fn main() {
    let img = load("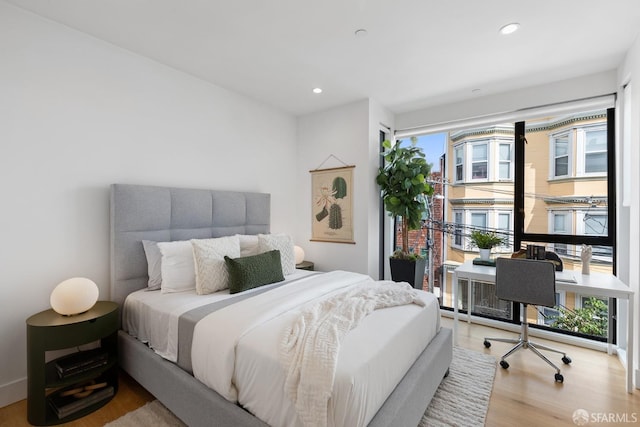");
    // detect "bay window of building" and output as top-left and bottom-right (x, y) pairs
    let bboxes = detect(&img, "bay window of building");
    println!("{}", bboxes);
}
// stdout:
(450, 135), (513, 183)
